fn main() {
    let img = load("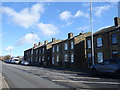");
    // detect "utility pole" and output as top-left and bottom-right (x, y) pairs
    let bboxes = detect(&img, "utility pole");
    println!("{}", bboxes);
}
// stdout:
(90, 0), (94, 65)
